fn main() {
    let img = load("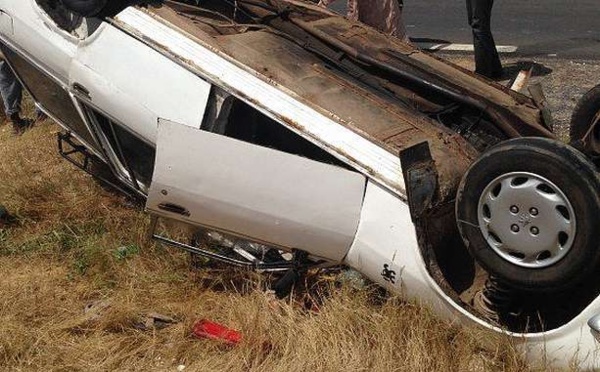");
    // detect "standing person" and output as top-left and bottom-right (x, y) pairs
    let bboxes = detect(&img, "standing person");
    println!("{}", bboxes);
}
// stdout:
(0, 61), (33, 134)
(466, 0), (503, 79)
(318, 0), (409, 42)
